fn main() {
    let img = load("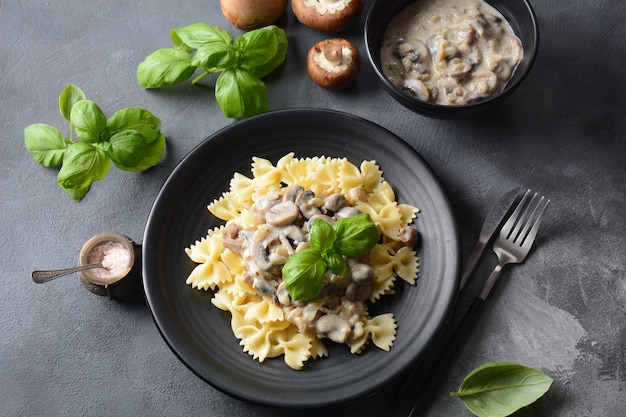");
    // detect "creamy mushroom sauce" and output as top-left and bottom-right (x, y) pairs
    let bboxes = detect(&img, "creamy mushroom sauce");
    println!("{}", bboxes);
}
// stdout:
(380, 0), (522, 105)
(222, 185), (417, 345)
